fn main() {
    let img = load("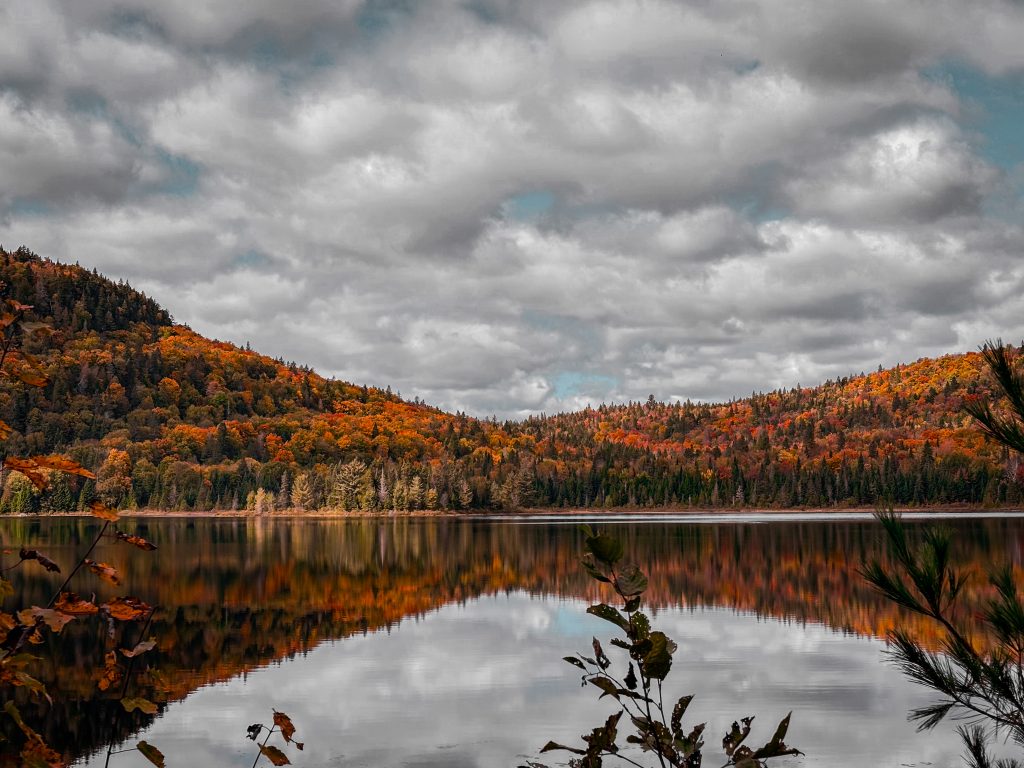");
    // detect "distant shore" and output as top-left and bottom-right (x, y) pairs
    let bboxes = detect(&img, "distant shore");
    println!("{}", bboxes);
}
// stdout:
(16, 502), (1021, 520)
